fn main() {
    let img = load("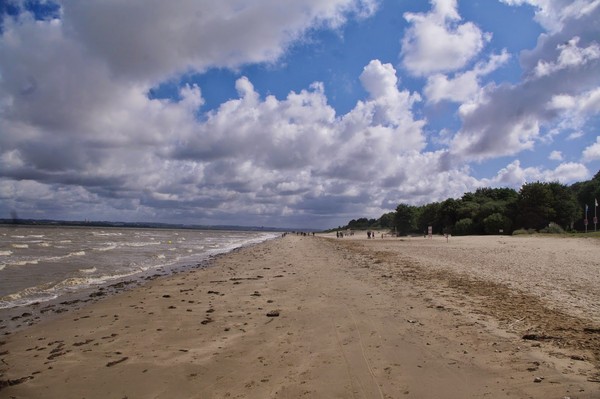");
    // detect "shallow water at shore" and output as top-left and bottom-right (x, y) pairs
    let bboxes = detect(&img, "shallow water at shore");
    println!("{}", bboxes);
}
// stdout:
(0, 225), (278, 309)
